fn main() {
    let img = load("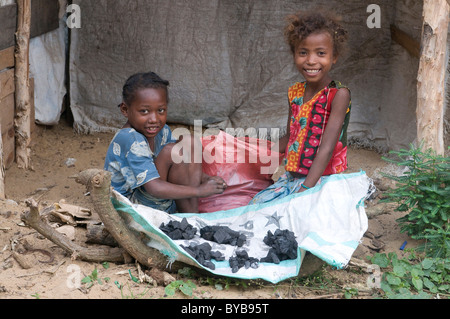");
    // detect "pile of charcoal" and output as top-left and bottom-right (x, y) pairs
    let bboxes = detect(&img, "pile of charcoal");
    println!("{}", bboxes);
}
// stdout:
(159, 218), (197, 240)
(181, 242), (225, 270)
(260, 229), (298, 264)
(200, 225), (247, 247)
(159, 217), (299, 273)
(229, 250), (259, 273)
